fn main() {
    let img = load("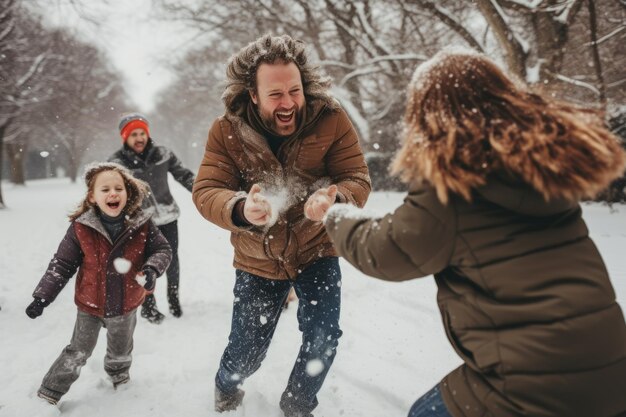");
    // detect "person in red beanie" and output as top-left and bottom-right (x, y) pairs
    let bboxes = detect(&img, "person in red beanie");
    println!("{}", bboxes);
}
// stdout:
(109, 113), (195, 323)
